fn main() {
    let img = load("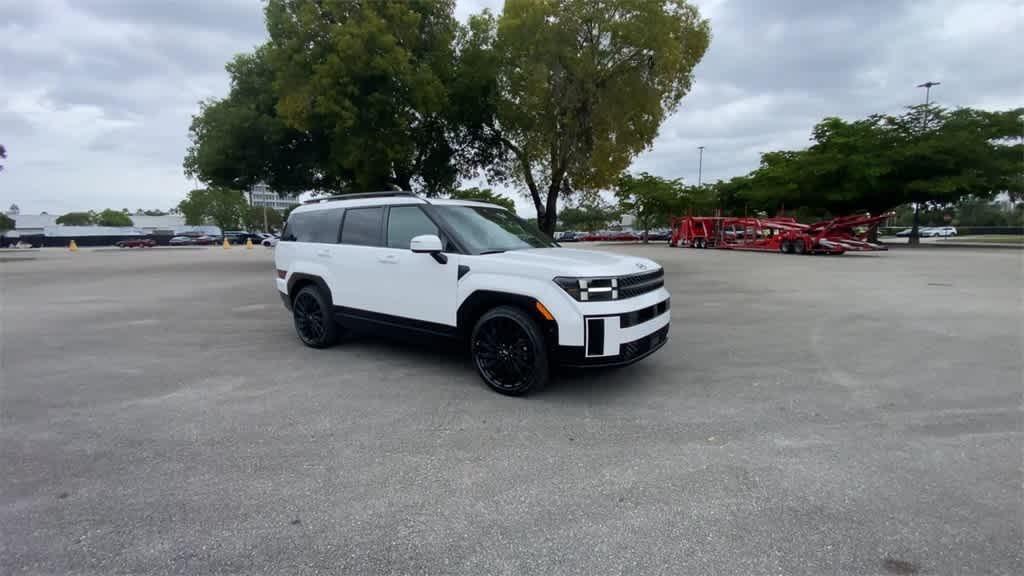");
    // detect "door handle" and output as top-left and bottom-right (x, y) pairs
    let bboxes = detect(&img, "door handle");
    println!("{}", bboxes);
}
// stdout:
(316, 249), (331, 258)
(378, 254), (399, 264)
